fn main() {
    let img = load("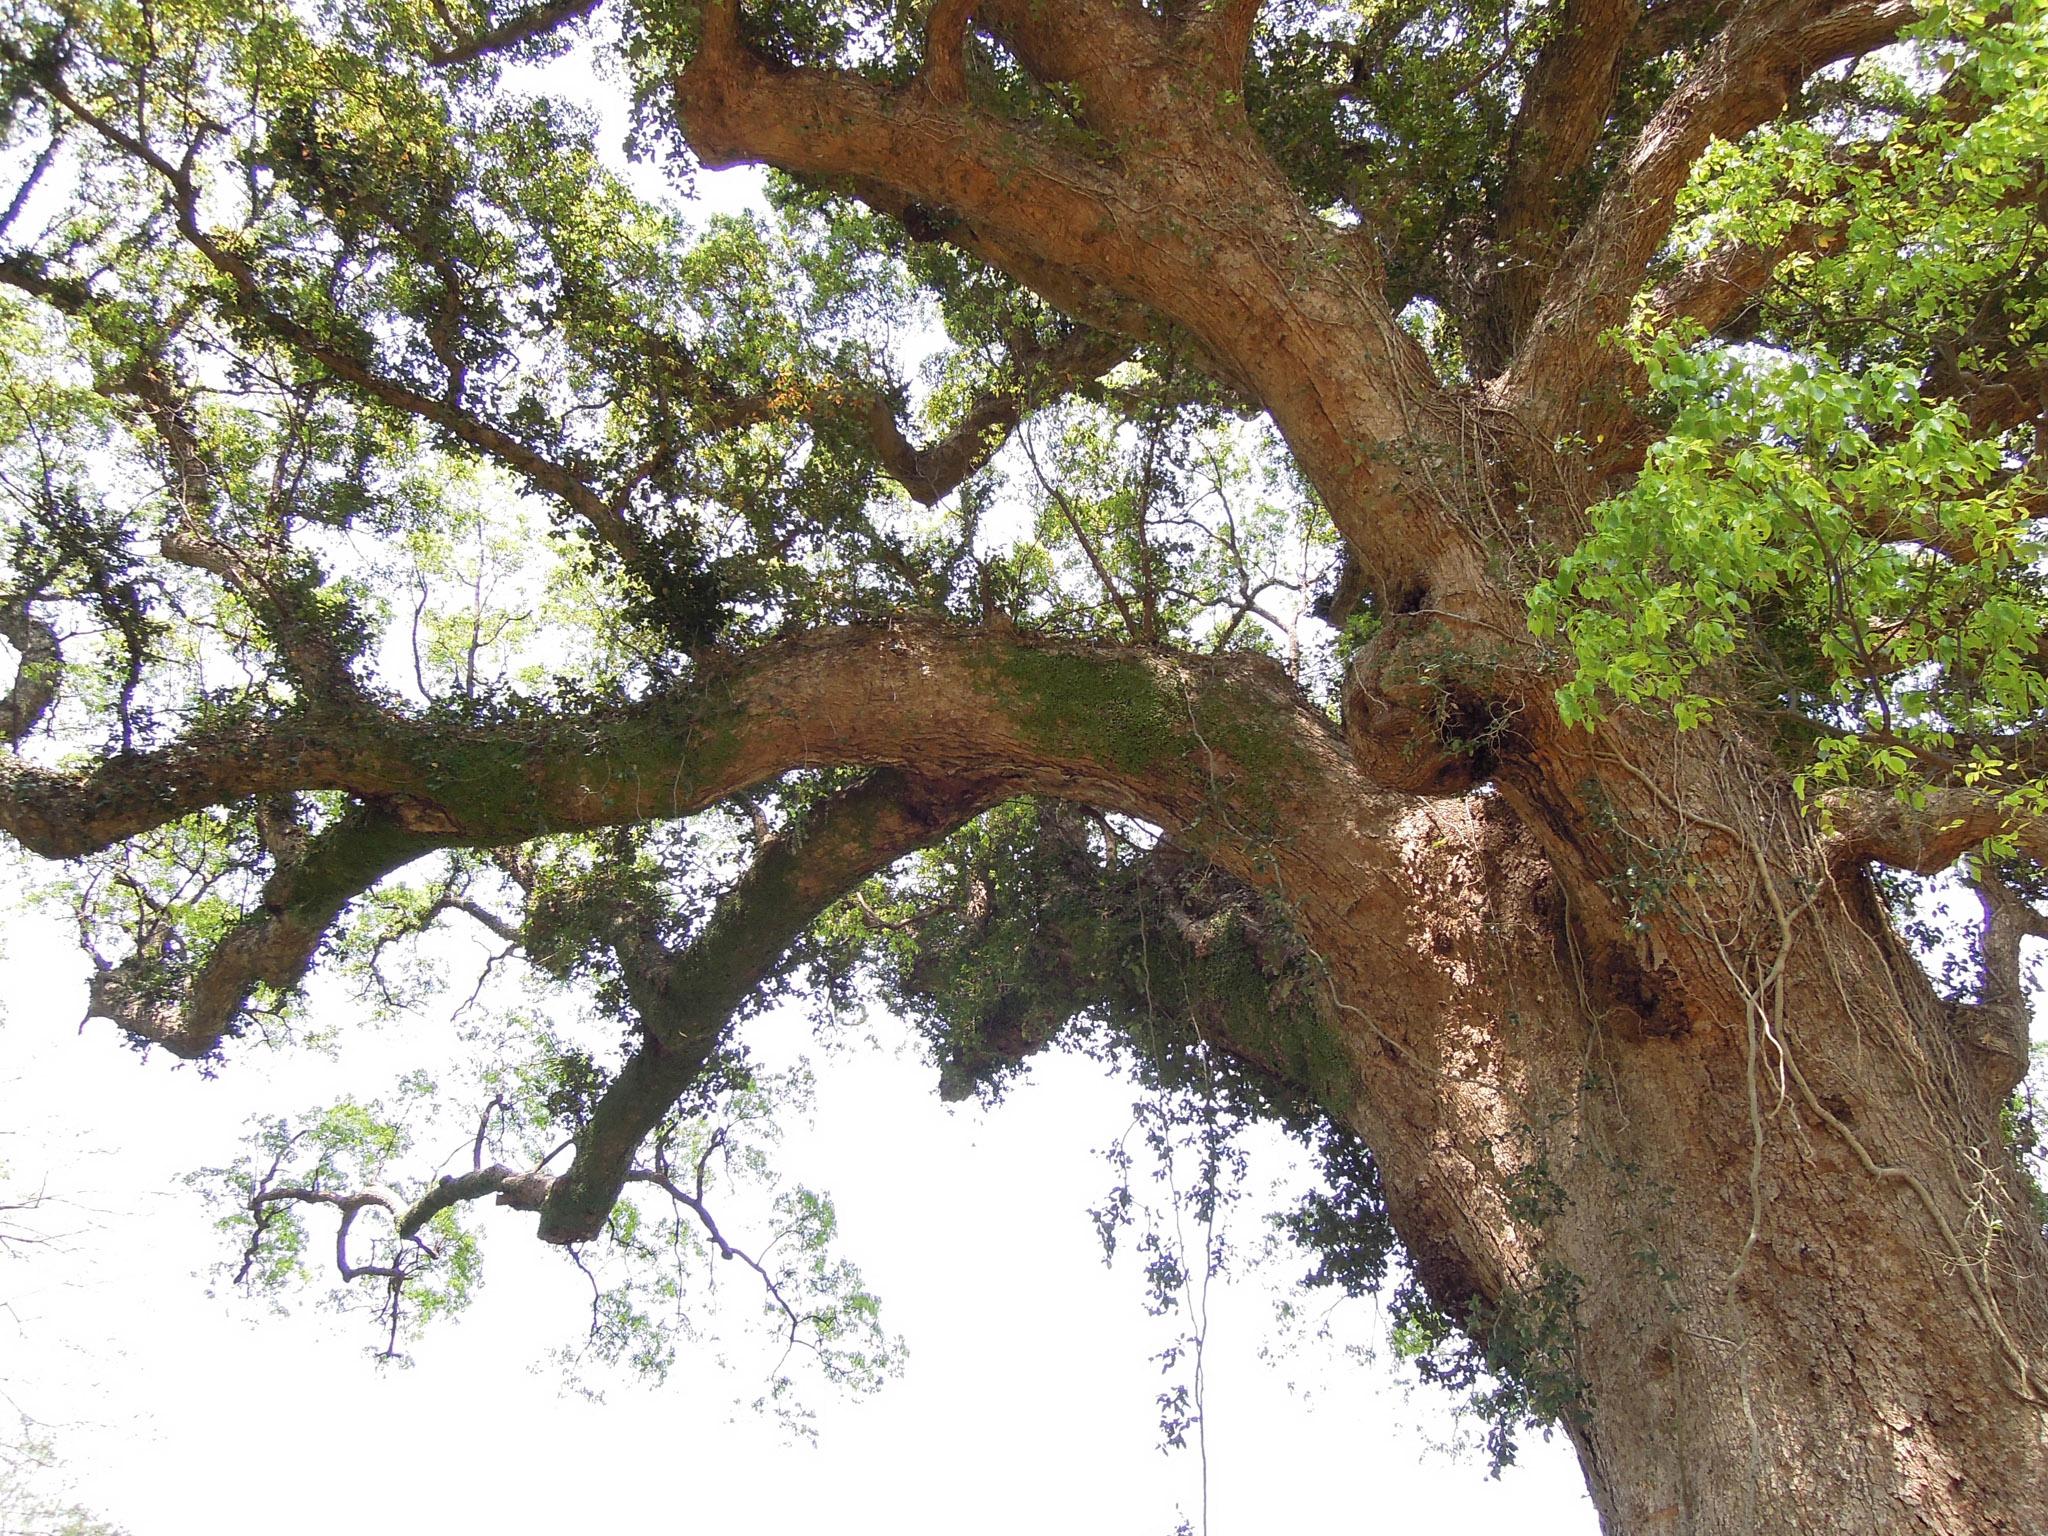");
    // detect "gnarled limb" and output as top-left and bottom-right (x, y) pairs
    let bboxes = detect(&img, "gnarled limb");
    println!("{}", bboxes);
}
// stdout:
(671, 0), (1462, 596)
(854, 328), (1131, 506)
(1950, 870), (2048, 1104)
(86, 803), (442, 1059)
(1823, 786), (2048, 874)
(0, 602), (58, 745)
(537, 766), (1021, 1242)
(247, 1120), (840, 1358)
(1503, 0), (1918, 433)
(0, 622), (1389, 864)
(246, 1183), (406, 1283)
